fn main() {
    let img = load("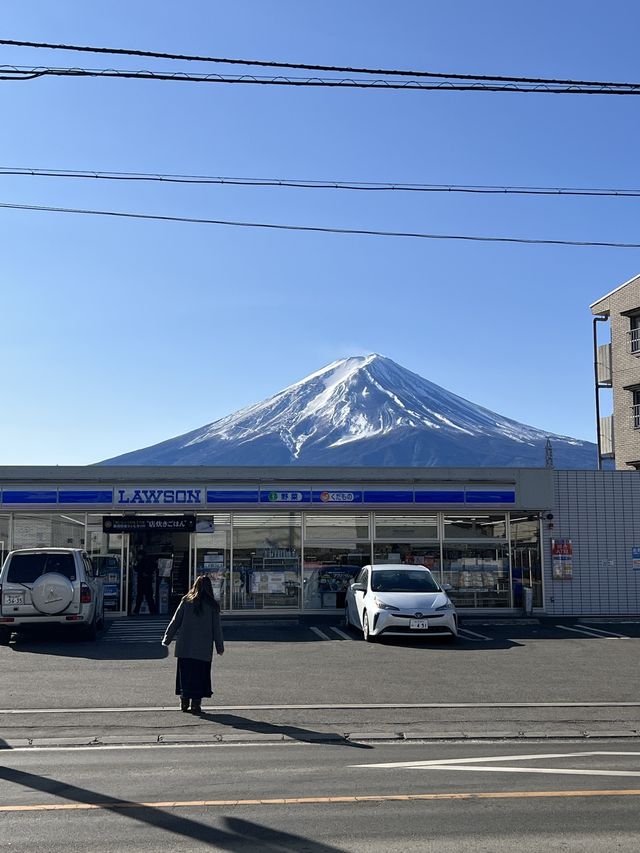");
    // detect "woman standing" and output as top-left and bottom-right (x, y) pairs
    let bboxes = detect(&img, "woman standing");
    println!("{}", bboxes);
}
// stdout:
(162, 575), (224, 714)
